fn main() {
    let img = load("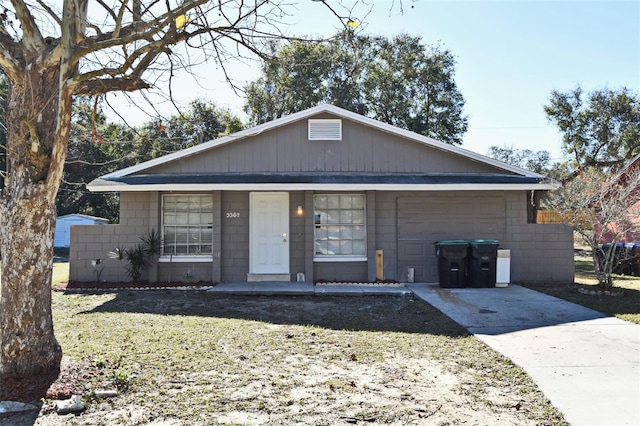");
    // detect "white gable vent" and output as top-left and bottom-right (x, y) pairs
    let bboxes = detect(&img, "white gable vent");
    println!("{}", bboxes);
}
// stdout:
(308, 119), (342, 140)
